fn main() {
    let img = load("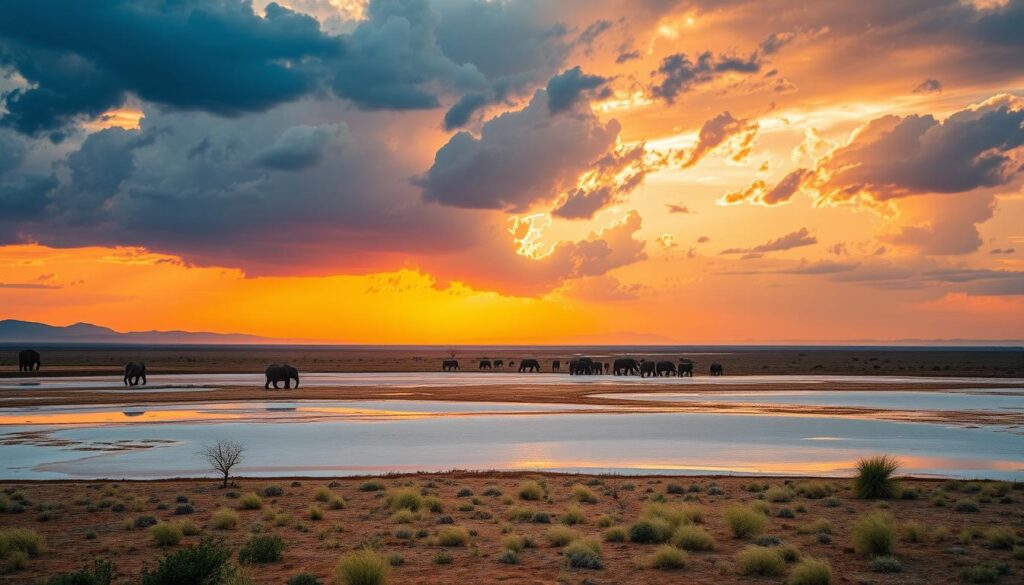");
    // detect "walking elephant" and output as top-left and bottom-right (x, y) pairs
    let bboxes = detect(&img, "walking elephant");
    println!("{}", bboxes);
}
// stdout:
(656, 361), (677, 376)
(640, 360), (657, 378)
(518, 359), (541, 372)
(552, 360), (560, 372)
(442, 359), (459, 371)
(18, 349), (40, 372)
(710, 363), (724, 376)
(265, 364), (300, 389)
(479, 359), (492, 369)
(569, 357), (597, 375)
(493, 359), (504, 368)
(123, 362), (147, 386)
(613, 358), (639, 376)
(678, 361), (694, 377)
